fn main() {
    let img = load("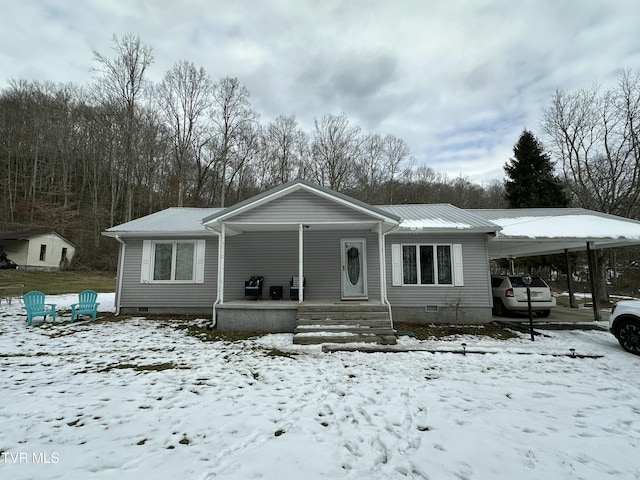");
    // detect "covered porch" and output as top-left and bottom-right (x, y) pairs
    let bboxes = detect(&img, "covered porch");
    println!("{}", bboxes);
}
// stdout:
(201, 180), (401, 342)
